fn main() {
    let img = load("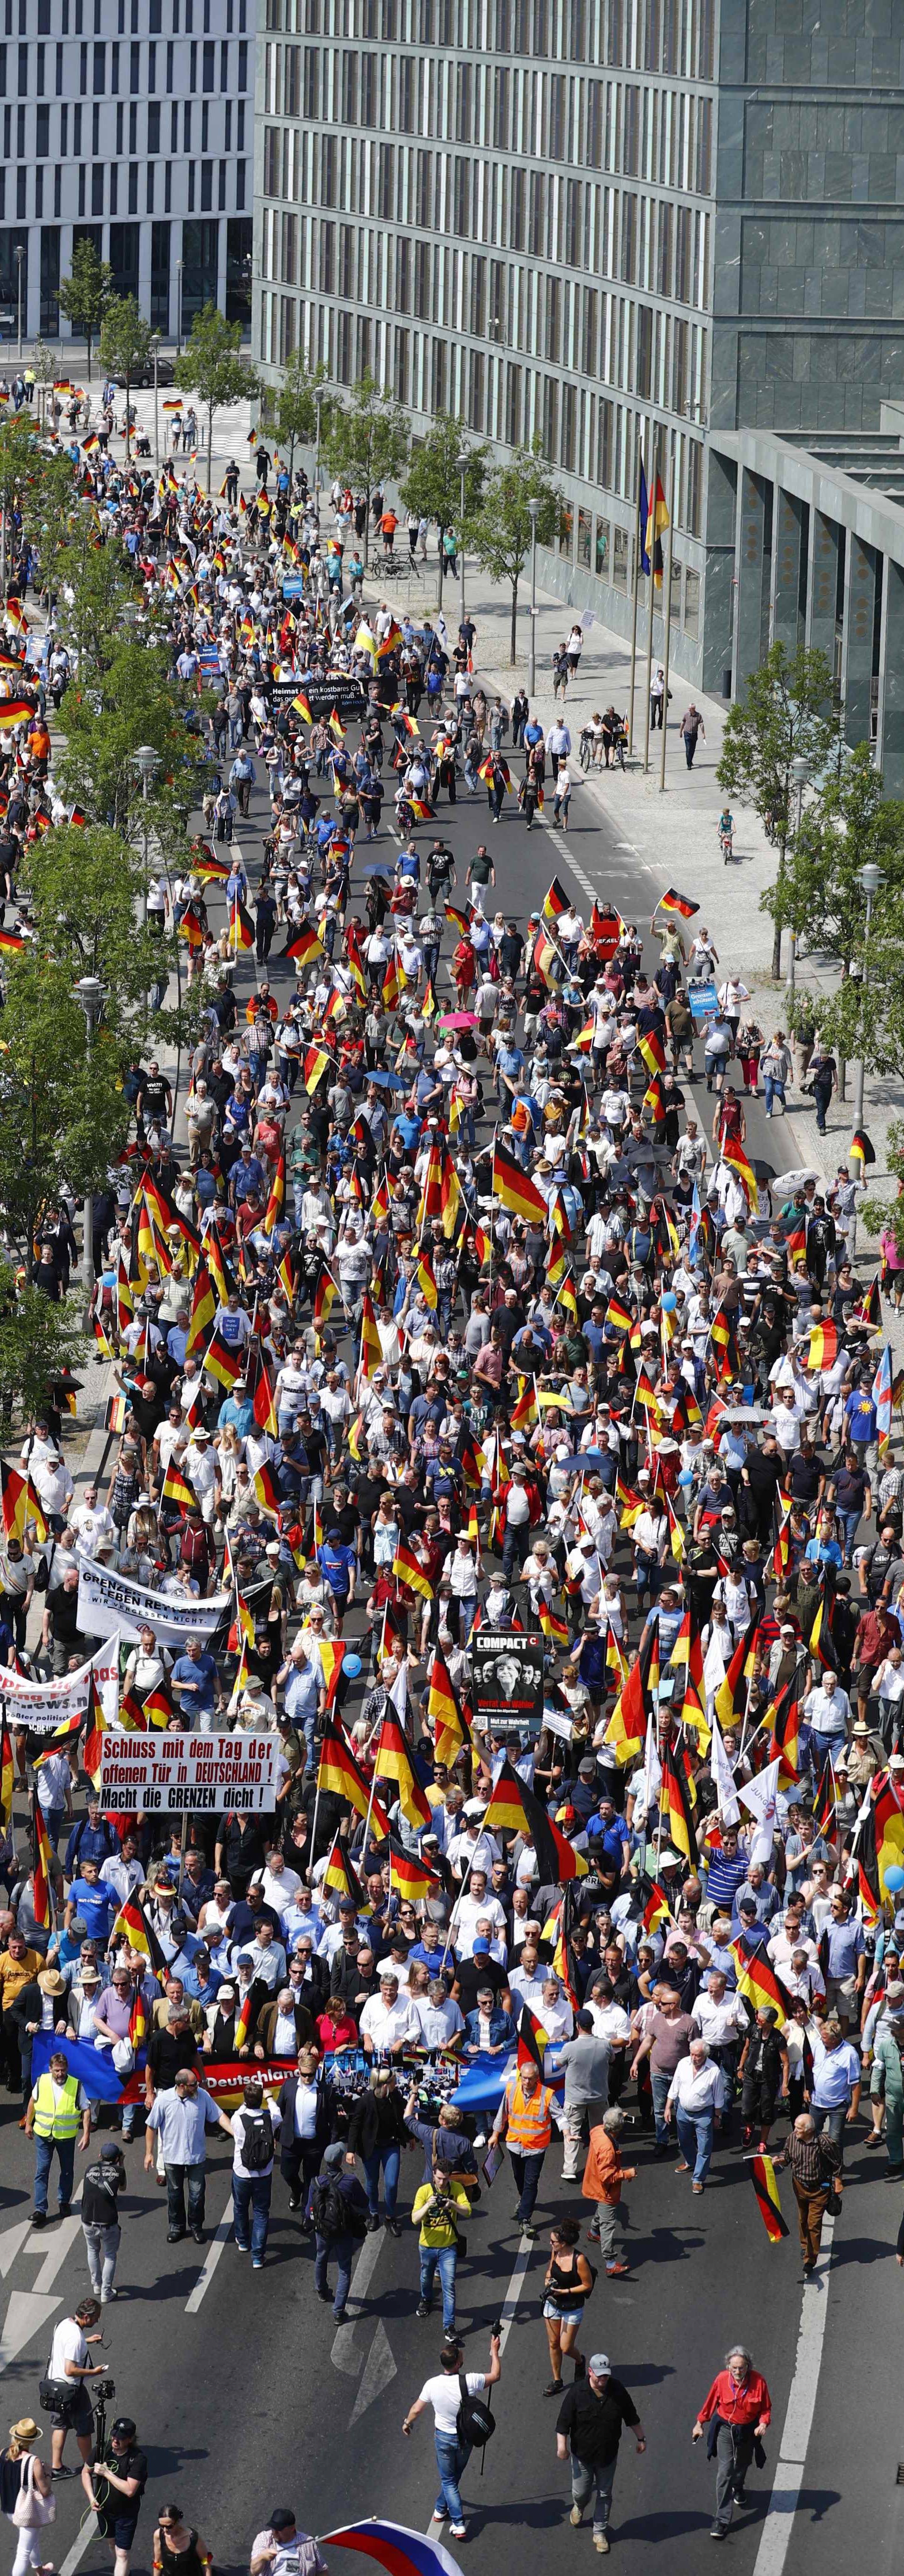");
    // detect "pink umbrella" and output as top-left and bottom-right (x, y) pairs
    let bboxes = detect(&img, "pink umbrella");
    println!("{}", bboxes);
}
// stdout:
(438, 1010), (478, 1029)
